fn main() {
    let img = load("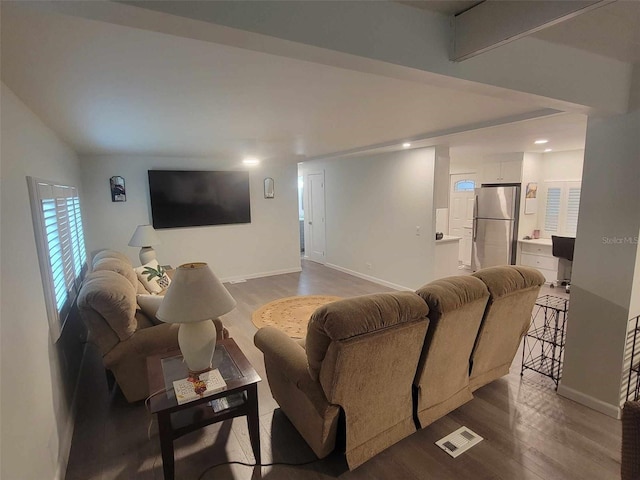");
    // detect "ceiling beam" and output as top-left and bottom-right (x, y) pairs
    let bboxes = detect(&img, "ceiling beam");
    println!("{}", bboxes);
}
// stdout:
(452, 0), (615, 61)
